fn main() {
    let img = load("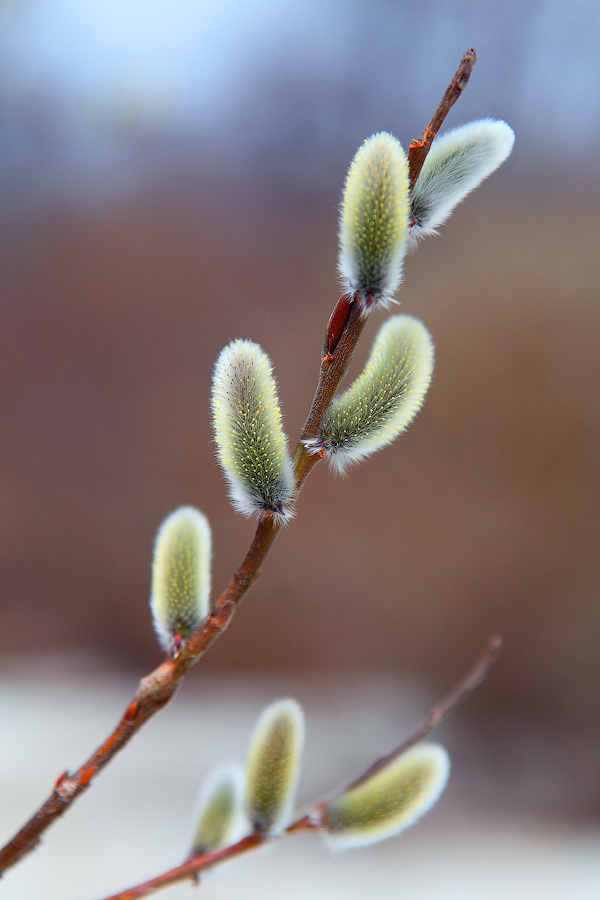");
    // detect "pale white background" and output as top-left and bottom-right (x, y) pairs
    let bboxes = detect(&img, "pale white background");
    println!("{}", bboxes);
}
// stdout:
(1, 664), (599, 900)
